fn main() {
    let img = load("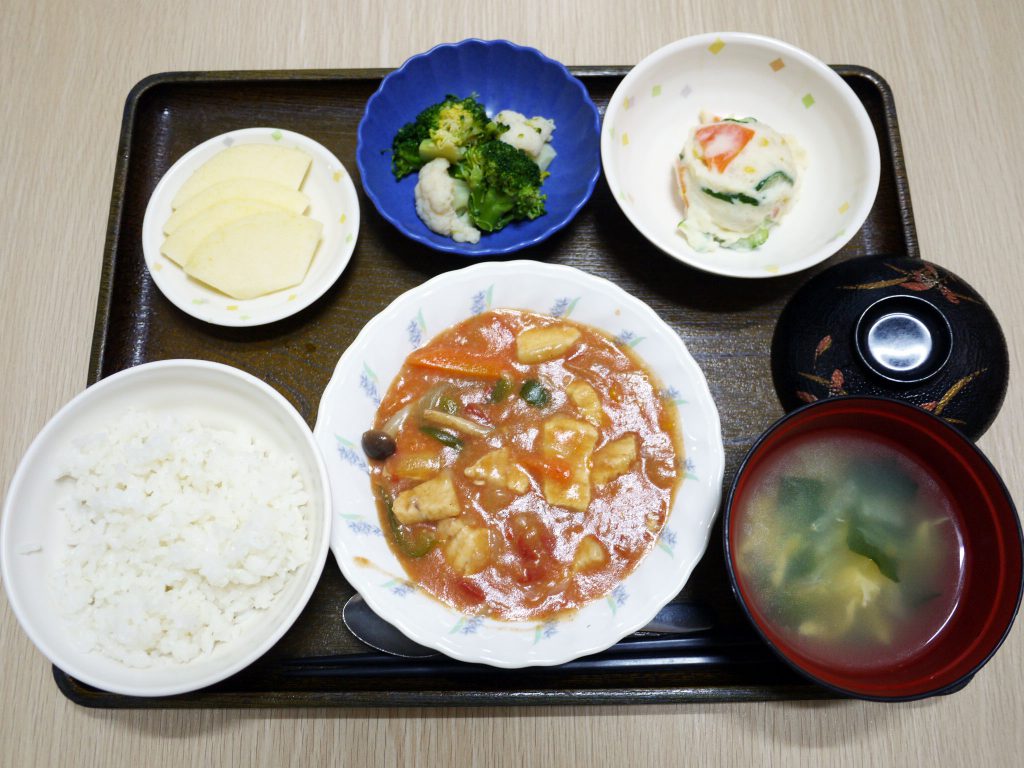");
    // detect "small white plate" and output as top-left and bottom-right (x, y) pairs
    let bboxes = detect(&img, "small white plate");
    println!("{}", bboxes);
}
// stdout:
(314, 260), (725, 668)
(142, 128), (359, 326)
(602, 33), (880, 279)
(0, 360), (332, 696)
